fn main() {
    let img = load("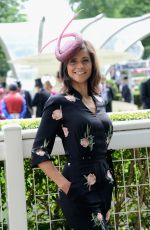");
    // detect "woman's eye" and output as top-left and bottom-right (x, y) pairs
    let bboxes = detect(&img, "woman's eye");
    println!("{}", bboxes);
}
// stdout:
(68, 58), (90, 65)
(82, 59), (90, 63)
(69, 59), (76, 65)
